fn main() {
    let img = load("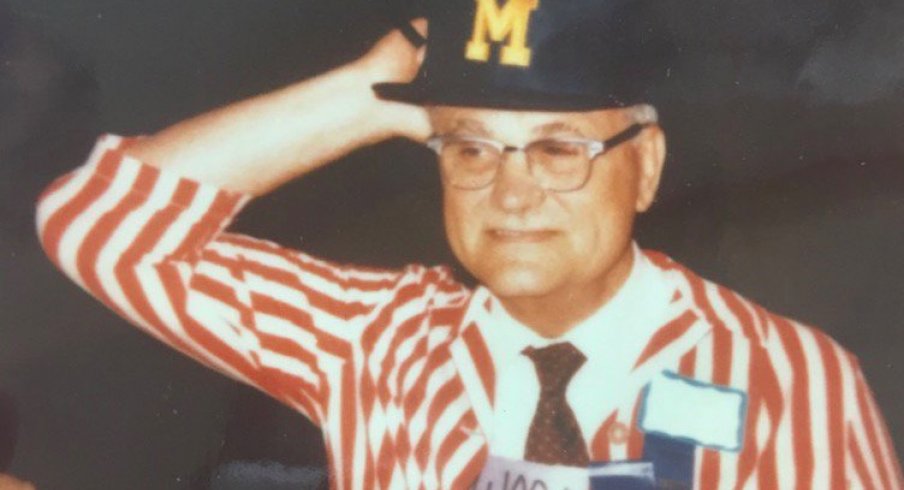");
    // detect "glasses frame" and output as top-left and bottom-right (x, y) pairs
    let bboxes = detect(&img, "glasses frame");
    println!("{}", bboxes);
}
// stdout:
(425, 123), (649, 192)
